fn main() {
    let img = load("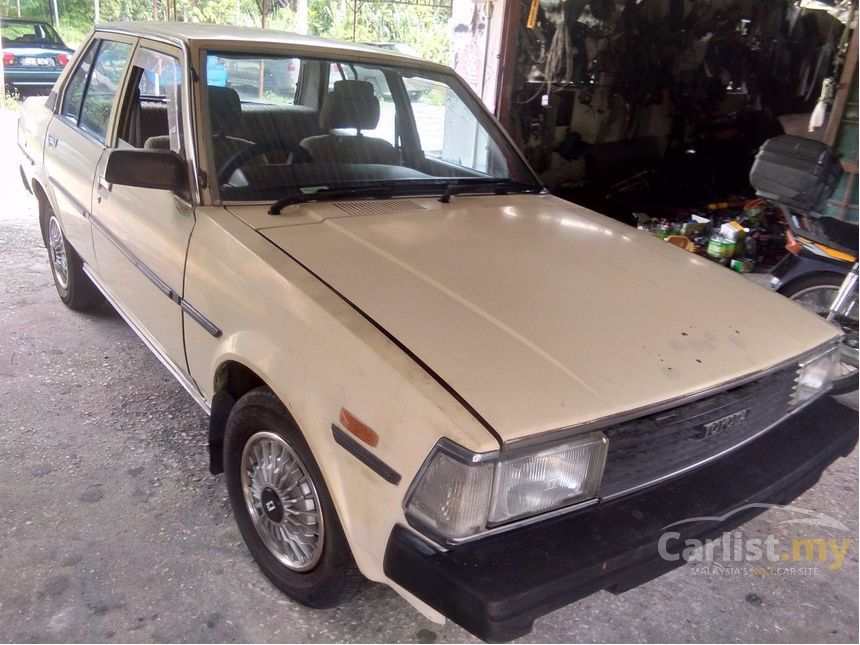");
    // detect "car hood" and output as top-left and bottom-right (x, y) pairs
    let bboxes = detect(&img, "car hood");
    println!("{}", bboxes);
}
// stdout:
(230, 194), (839, 443)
